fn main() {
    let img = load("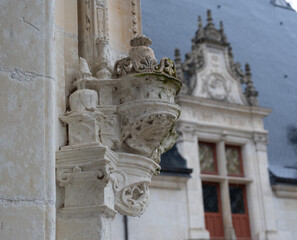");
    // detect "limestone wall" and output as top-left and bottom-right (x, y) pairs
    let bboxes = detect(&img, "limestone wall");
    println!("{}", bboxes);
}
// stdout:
(273, 194), (297, 239)
(0, 0), (55, 239)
